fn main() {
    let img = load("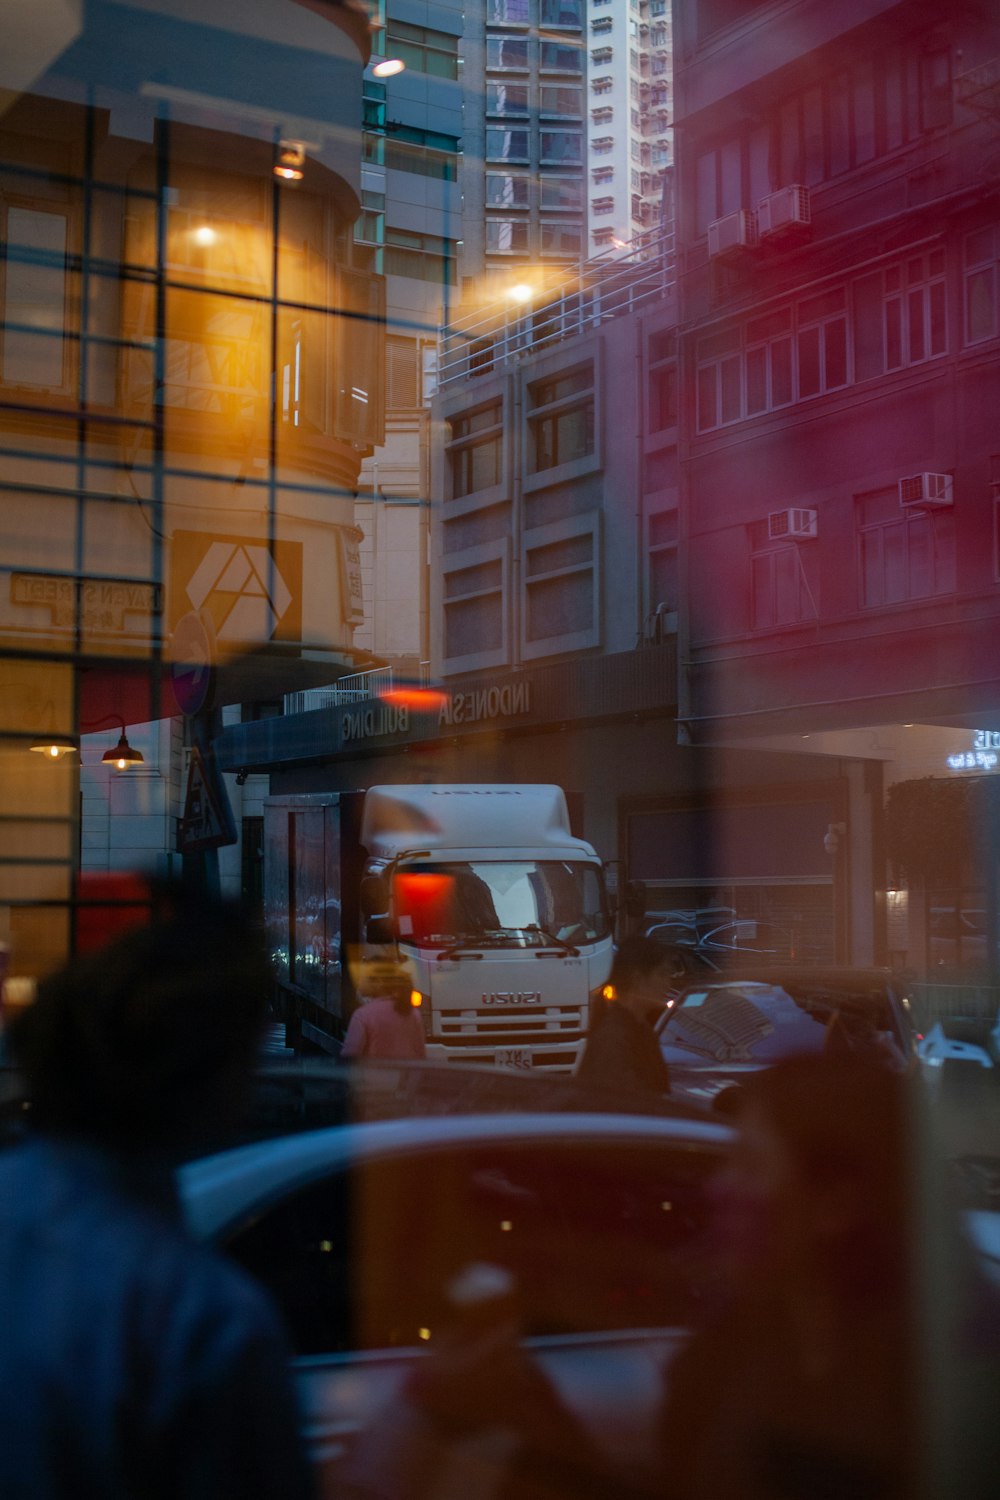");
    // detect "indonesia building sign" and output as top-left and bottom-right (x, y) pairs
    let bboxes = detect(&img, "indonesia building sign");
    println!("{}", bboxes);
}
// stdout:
(437, 681), (531, 727)
(339, 680), (532, 745)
